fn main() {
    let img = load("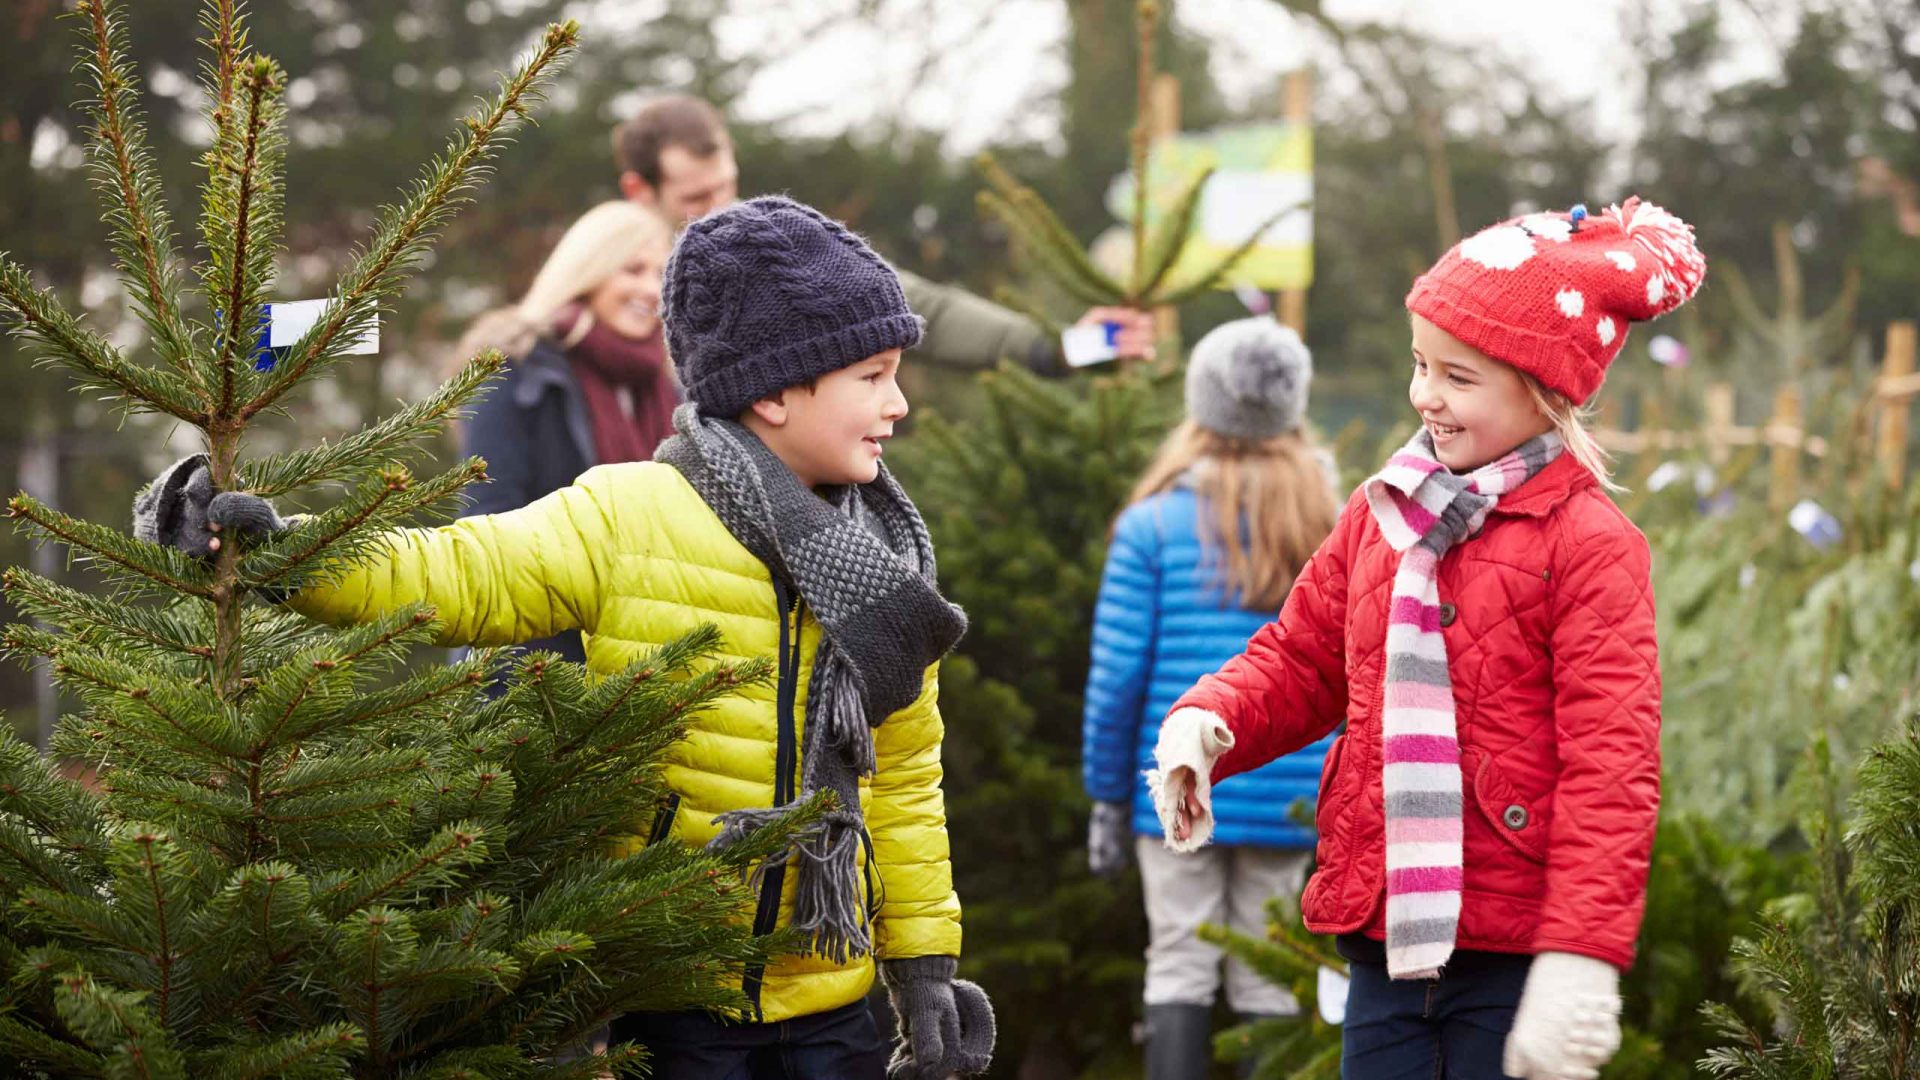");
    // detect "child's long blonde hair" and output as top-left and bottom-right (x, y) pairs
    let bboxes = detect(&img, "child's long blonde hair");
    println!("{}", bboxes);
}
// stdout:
(1124, 420), (1341, 612)
(1520, 374), (1619, 491)
(453, 200), (673, 367)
